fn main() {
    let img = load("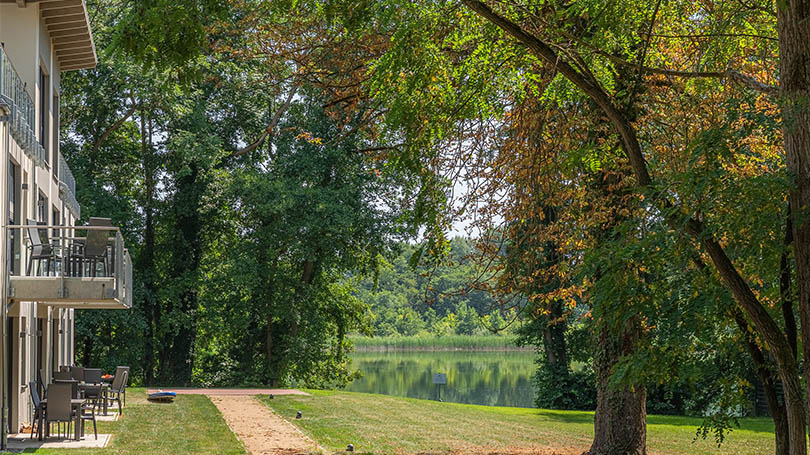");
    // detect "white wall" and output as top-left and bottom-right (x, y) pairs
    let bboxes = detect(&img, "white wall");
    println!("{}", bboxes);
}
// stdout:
(0, 2), (76, 432)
